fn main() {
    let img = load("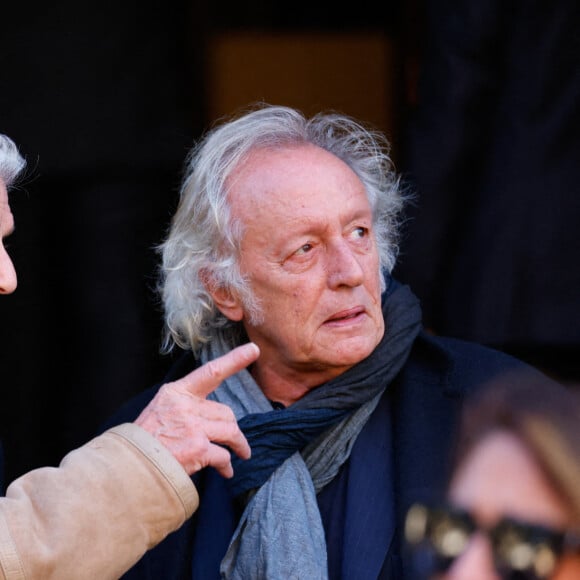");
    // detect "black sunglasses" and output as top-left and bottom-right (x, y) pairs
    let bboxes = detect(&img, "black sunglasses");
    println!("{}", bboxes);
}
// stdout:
(404, 501), (580, 580)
